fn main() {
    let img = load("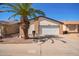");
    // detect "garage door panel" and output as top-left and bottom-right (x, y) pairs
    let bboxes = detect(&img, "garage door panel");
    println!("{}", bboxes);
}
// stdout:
(40, 25), (59, 35)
